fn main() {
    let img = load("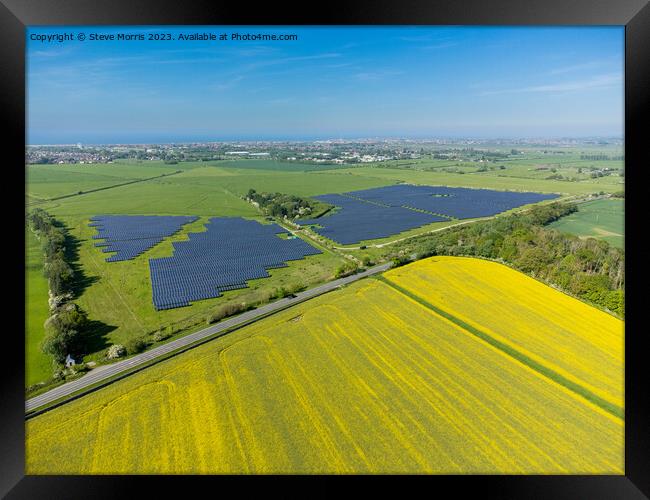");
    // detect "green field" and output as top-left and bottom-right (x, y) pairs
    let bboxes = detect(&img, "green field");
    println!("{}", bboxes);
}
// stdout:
(29, 163), (392, 217)
(209, 158), (355, 172)
(26, 230), (53, 386)
(26, 162), (185, 200)
(549, 199), (624, 248)
(328, 164), (623, 195)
